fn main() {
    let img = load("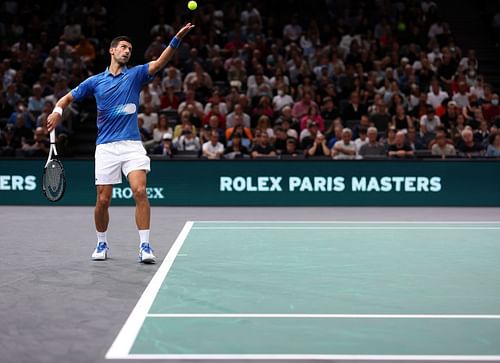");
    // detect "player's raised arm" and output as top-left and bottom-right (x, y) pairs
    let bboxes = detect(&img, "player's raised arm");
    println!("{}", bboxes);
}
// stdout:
(47, 92), (74, 132)
(148, 23), (195, 76)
